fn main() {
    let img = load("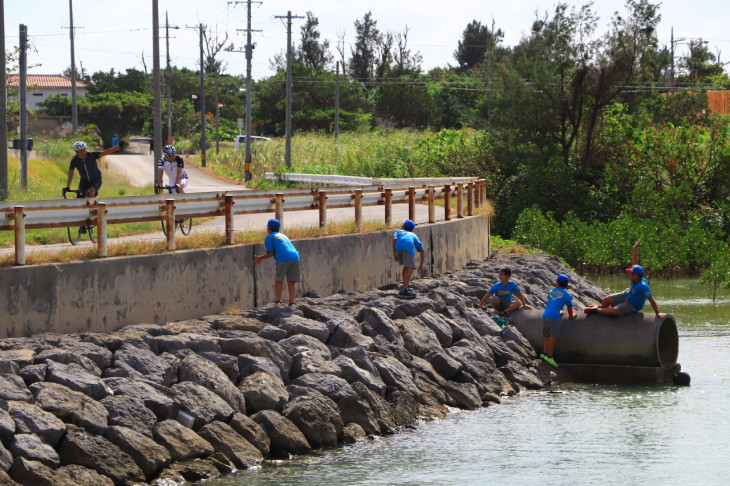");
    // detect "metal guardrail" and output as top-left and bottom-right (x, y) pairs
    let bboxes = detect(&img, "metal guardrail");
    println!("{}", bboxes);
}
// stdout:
(1, 180), (488, 265)
(265, 172), (479, 188)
